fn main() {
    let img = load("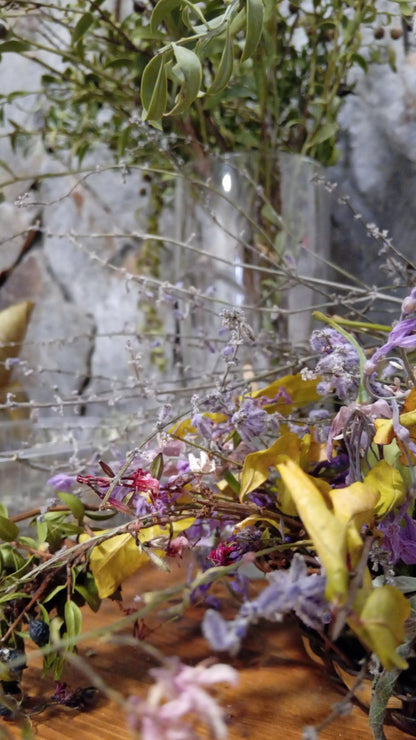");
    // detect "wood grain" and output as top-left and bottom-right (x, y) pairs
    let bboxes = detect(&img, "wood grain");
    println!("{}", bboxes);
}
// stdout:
(4, 562), (407, 740)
